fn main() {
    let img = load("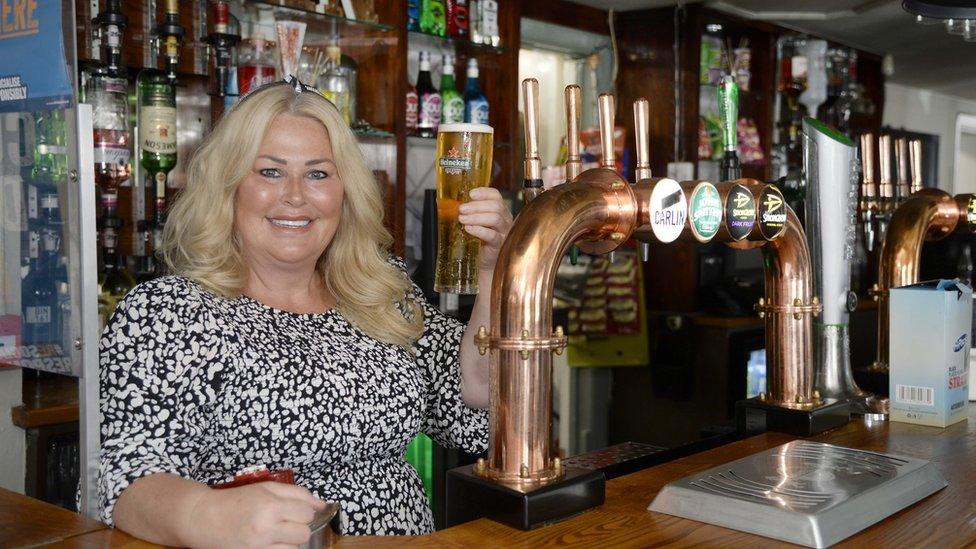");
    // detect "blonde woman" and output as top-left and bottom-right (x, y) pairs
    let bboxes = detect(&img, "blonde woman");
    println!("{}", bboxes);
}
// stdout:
(97, 79), (511, 546)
